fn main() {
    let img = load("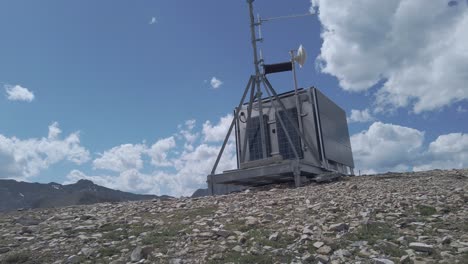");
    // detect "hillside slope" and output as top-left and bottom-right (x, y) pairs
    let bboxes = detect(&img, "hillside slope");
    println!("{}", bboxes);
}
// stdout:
(0, 169), (467, 263)
(0, 179), (165, 212)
